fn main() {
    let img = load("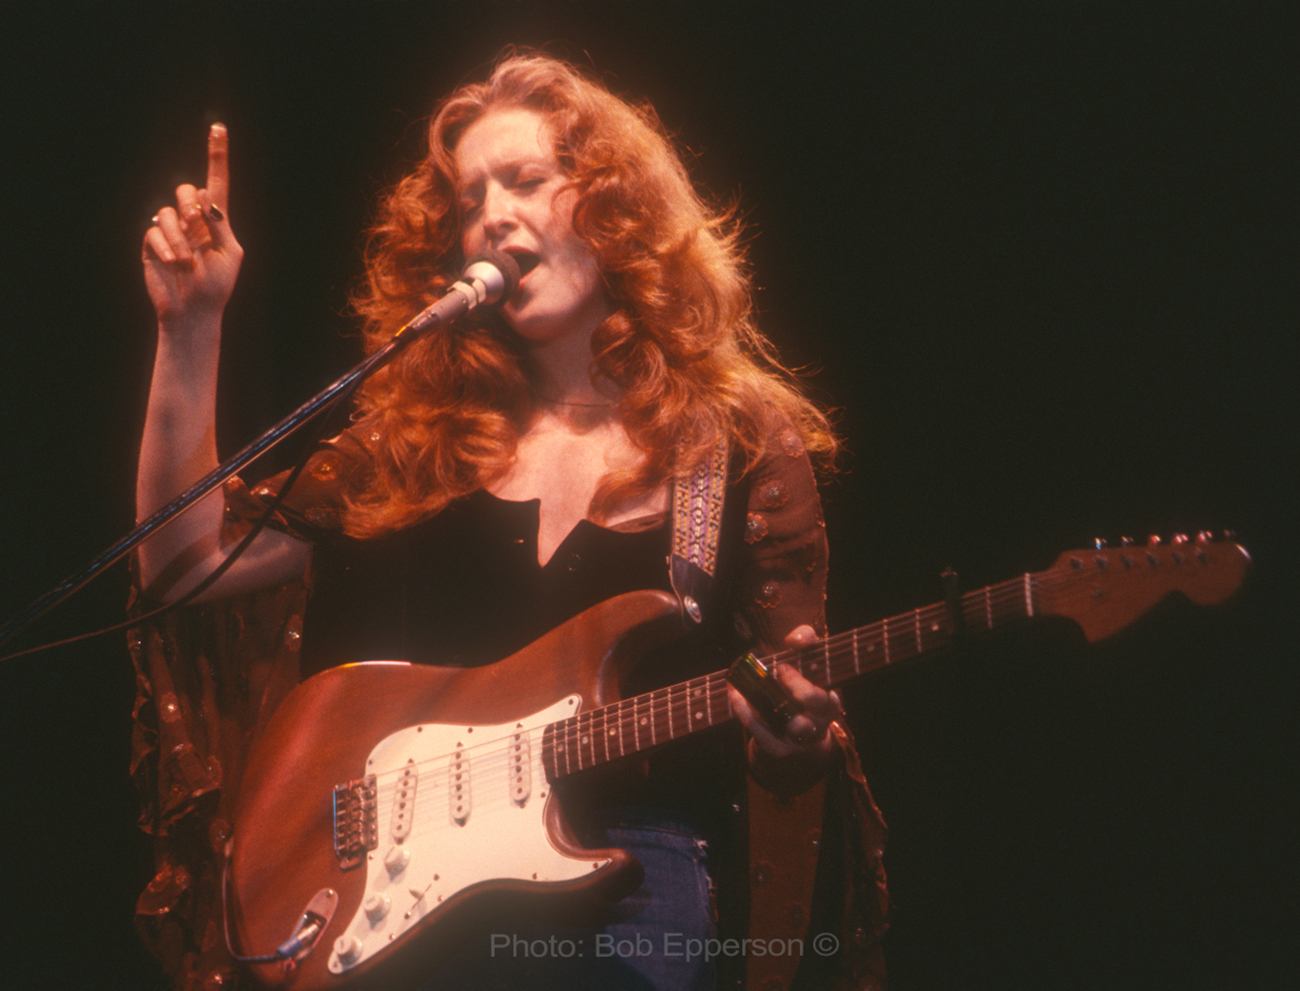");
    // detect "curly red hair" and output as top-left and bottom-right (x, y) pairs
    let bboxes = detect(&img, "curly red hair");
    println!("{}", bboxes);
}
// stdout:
(346, 52), (836, 538)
